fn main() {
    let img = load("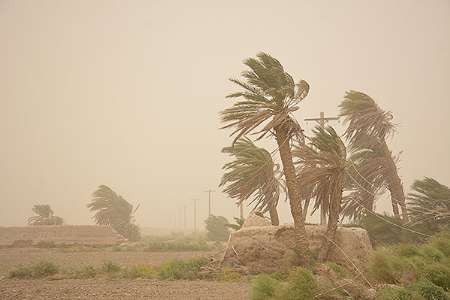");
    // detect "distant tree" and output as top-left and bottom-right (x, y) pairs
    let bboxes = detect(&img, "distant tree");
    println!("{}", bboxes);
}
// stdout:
(225, 217), (245, 231)
(28, 204), (64, 225)
(204, 215), (230, 242)
(87, 185), (141, 241)
(220, 137), (282, 225)
(340, 91), (408, 222)
(407, 177), (450, 232)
